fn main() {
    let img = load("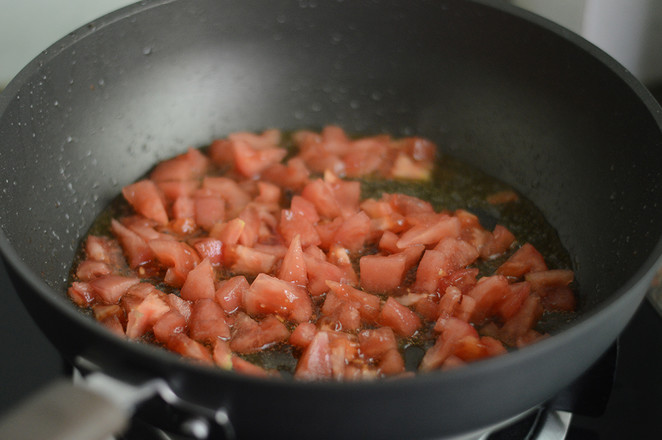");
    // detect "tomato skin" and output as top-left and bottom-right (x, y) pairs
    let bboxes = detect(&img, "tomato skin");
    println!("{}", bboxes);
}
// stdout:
(189, 298), (231, 343)
(215, 276), (249, 314)
(122, 180), (169, 225)
(378, 297), (422, 338)
(359, 253), (407, 294)
(244, 273), (313, 323)
(497, 243), (548, 278)
(295, 331), (333, 381)
(180, 258), (216, 301)
(89, 275), (140, 304)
